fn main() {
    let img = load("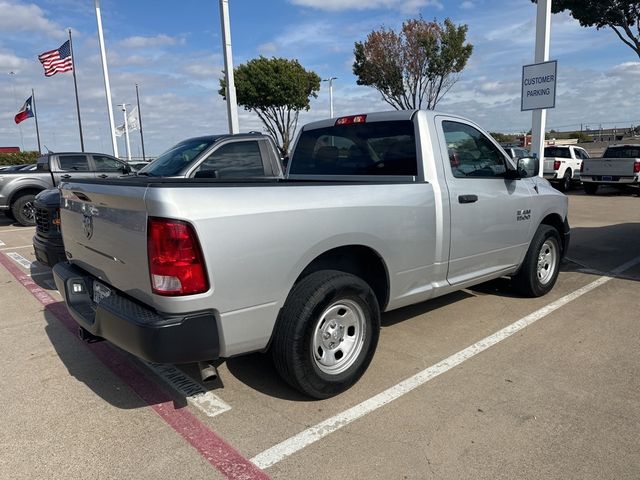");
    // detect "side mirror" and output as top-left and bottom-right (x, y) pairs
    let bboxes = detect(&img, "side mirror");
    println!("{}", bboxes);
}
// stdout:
(122, 164), (132, 174)
(517, 156), (539, 178)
